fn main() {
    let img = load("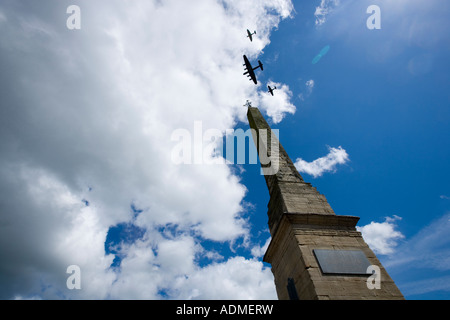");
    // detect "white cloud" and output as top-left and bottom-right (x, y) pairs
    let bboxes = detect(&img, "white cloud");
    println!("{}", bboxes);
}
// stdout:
(0, 0), (294, 299)
(294, 146), (349, 178)
(383, 213), (450, 270)
(251, 237), (271, 258)
(381, 213), (450, 297)
(105, 234), (277, 300)
(298, 79), (315, 101)
(305, 79), (315, 92)
(314, 0), (340, 26)
(357, 216), (405, 255)
(171, 257), (277, 300)
(257, 81), (296, 124)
